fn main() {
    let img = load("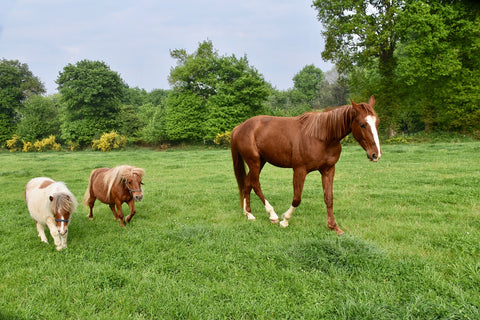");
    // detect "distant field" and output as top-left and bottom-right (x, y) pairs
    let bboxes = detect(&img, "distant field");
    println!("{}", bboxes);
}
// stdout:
(0, 142), (479, 319)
